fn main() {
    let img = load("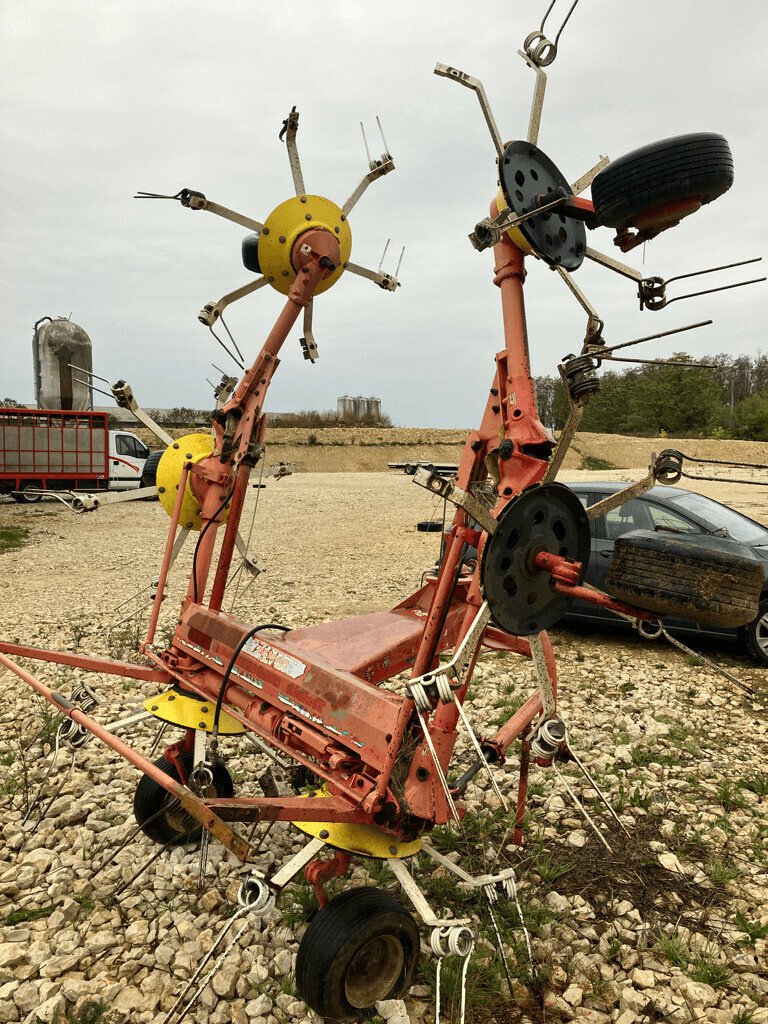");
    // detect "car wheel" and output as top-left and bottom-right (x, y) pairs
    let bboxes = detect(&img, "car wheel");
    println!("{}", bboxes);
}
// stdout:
(591, 133), (734, 231)
(140, 450), (164, 497)
(296, 887), (420, 1021)
(742, 599), (768, 666)
(605, 530), (763, 628)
